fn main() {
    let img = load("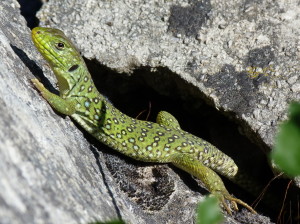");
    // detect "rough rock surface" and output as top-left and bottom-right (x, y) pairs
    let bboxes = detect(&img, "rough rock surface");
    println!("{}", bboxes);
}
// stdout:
(37, 1), (300, 219)
(37, 0), (300, 219)
(0, 0), (296, 223)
